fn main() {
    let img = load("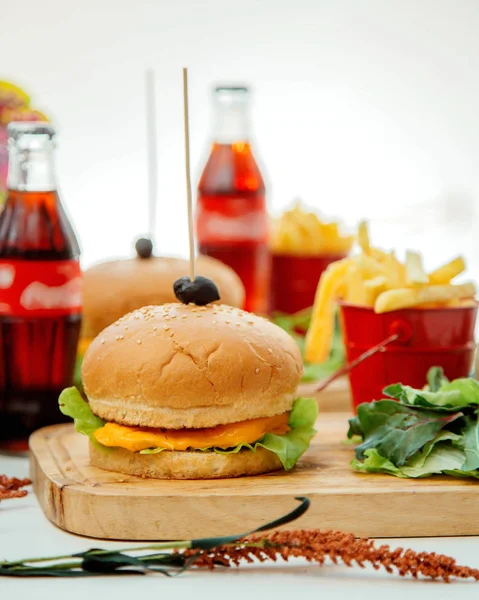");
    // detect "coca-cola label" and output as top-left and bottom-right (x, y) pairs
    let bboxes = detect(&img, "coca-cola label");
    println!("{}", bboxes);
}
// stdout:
(0, 260), (82, 317)
(197, 205), (268, 244)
